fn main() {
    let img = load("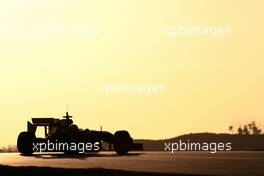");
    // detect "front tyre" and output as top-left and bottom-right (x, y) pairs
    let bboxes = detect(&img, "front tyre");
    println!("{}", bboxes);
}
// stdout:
(114, 130), (133, 155)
